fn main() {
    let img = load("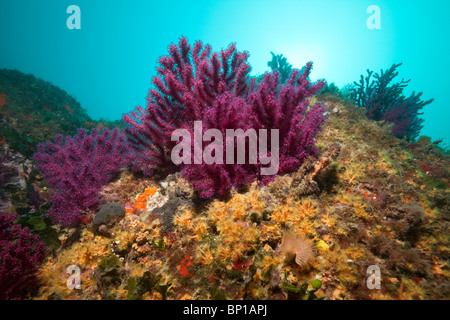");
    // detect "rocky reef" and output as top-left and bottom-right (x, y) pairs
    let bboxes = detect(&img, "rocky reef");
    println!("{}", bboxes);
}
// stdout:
(31, 85), (450, 301)
(0, 40), (448, 301)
